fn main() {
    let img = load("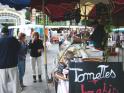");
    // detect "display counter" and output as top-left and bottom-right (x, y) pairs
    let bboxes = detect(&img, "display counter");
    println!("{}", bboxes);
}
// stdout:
(53, 44), (104, 93)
